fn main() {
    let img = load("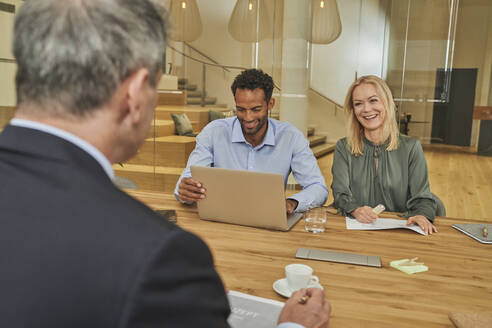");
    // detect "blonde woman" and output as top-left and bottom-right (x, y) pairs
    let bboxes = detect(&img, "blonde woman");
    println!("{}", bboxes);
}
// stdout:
(331, 75), (438, 234)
